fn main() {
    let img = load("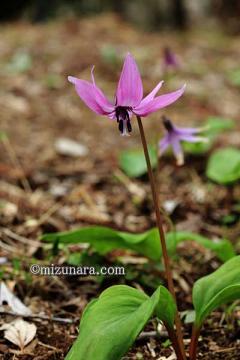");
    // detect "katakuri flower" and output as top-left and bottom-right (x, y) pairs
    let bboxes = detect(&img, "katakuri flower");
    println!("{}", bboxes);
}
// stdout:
(159, 116), (208, 166)
(68, 53), (185, 136)
(163, 47), (179, 70)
